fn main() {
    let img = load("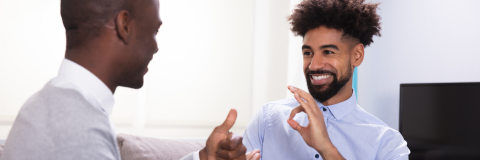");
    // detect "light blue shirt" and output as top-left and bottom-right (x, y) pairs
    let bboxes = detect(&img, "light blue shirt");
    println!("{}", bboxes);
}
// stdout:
(243, 91), (410, 160)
